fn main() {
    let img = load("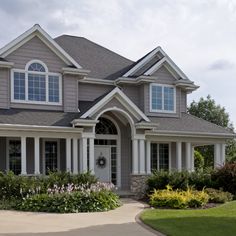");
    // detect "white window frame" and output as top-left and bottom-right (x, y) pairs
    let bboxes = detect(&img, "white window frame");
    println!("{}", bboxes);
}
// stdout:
(151, 142), (171, 171)
(150, 83), (176, 113)
(42, 138), (60, 175)
(11, 59), (62, 106)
